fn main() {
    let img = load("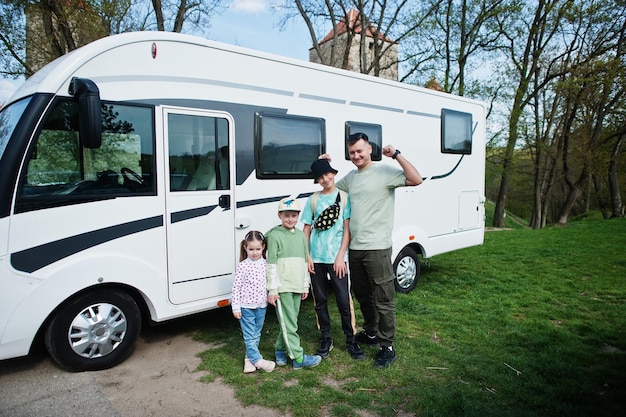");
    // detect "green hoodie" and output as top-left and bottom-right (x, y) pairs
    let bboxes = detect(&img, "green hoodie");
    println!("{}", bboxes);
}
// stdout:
(265, 225), (310, 296)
